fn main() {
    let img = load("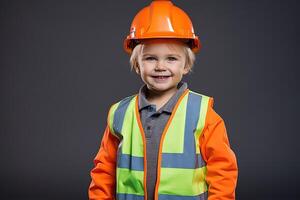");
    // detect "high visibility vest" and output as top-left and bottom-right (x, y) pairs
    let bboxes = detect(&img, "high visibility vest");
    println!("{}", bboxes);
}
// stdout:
(107, 89), (212, 200)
